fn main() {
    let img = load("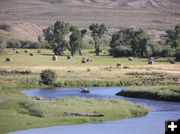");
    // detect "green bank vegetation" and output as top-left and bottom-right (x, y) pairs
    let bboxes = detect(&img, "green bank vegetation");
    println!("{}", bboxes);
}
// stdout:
(117, 85), (180, 102)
